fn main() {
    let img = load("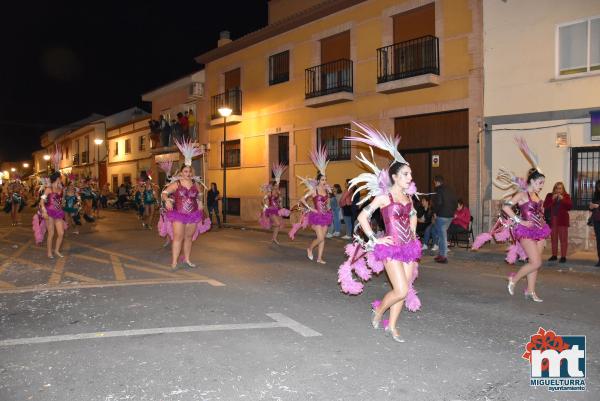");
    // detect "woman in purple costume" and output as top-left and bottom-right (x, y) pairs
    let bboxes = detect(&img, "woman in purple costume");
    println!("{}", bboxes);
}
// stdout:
(360, 162), (420, 343)
(503, 168), (550, 302)
(301, 173), (333, 264)
(259, 163), (289, 244)
(40, 172), (66, 259)
(161, 165), (206, 270)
